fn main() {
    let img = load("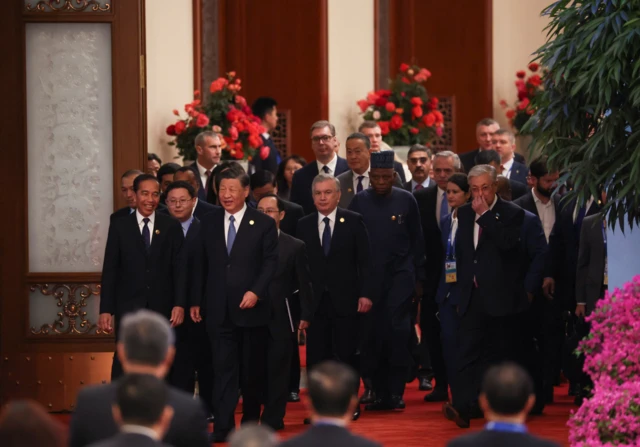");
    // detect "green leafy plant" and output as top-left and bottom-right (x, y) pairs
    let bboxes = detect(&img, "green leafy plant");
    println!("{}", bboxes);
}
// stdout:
(524, 0), (640, 230)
